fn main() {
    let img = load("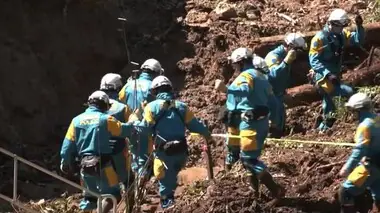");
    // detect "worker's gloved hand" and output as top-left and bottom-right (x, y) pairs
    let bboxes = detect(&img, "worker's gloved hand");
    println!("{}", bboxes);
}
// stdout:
(327, 73), (340, 85)
(128, 113), (141, 122)
(214, 79), (227, 93)
(355, 14), (363, 26)
(339, 165), (348, 177)
(283, 49), (297, 64)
